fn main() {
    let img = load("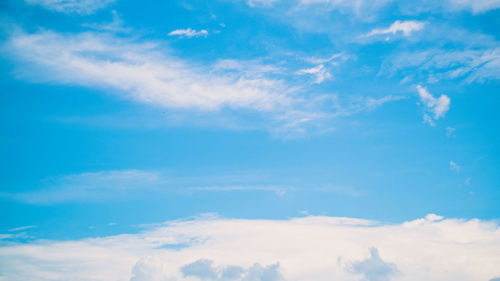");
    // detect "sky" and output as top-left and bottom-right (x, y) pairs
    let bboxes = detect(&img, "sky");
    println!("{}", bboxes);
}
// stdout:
(0, 0), (499, 280)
